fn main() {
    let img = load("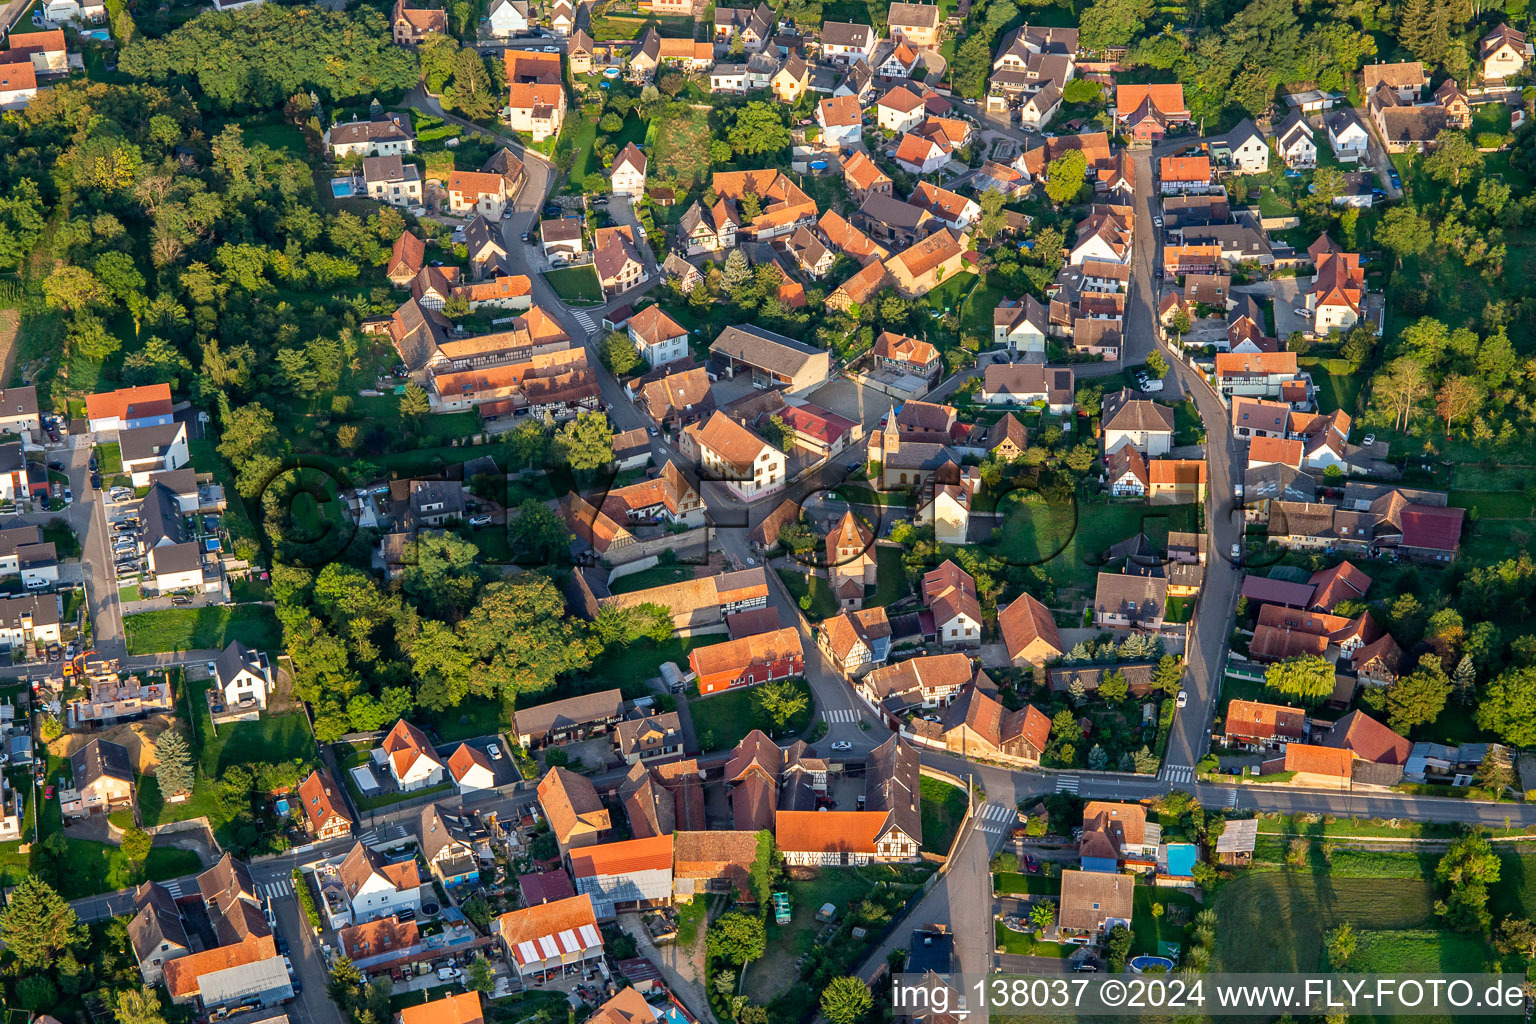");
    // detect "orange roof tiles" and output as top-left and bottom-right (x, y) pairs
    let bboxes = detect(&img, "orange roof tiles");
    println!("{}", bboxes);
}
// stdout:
(1159, 156), (1211, 182)
(841, 149), (891, 192)
(1224, 699), (1307, 741)
(449, 170), (507, 199)
(774, 810), (887, 853)
(568, 834), (674, 878)
(1215, 351), (1299, 377)
(879, 84), (926, 113)
(1284, 743), (1354, 778)
(163, 935), (277, 998)
(689, 627), (804, 678)
(1248, 436), (1304, 468)
(818, 94), (862, 127)
(998, 591), (1062, 659)
(381, 719), (442, 779)
(1116, 83), (1188, 117)
(1148, 459), (1207, 485)
(538, 767), (611, 844)
(496, 893), (600, 955)
(298, 768), (352, 834)
(85, 383), (172, 424)
(689, 410), (777, 469)
(400, 992), (483, 1024)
